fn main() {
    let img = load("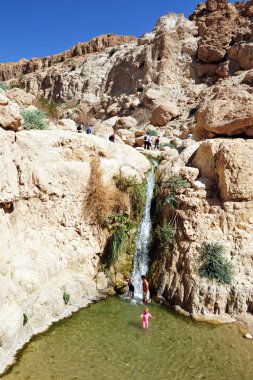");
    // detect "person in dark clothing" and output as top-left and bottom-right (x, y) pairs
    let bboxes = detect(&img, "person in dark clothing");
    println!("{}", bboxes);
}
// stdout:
(77, 123), (84, 133)
(109, 133), (115, 142)
(124, 278), (135, 299)
(144, 134), (149, 149)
